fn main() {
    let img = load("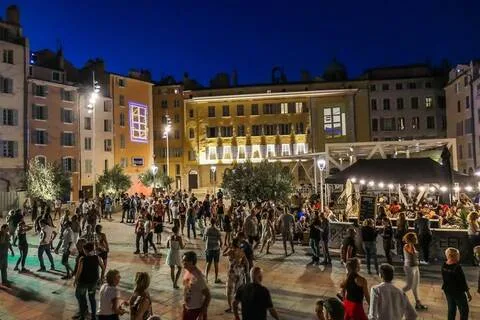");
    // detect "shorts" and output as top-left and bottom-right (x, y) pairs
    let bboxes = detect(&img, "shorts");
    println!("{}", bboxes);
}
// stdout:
(282, 232), (292, 241)
(205, 249), (220, 263)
